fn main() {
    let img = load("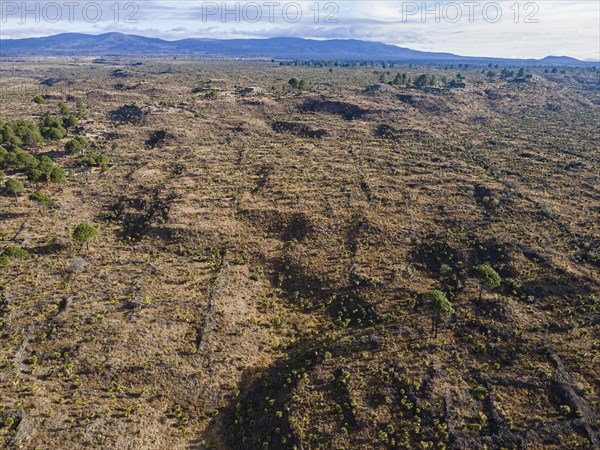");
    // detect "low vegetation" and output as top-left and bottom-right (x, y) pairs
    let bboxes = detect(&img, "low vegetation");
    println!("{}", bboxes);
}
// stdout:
(0, 58), (598, 450)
